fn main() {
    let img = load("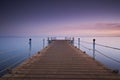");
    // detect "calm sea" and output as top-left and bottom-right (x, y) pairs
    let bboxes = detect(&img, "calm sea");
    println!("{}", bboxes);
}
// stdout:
(0, 37), (120, 76)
